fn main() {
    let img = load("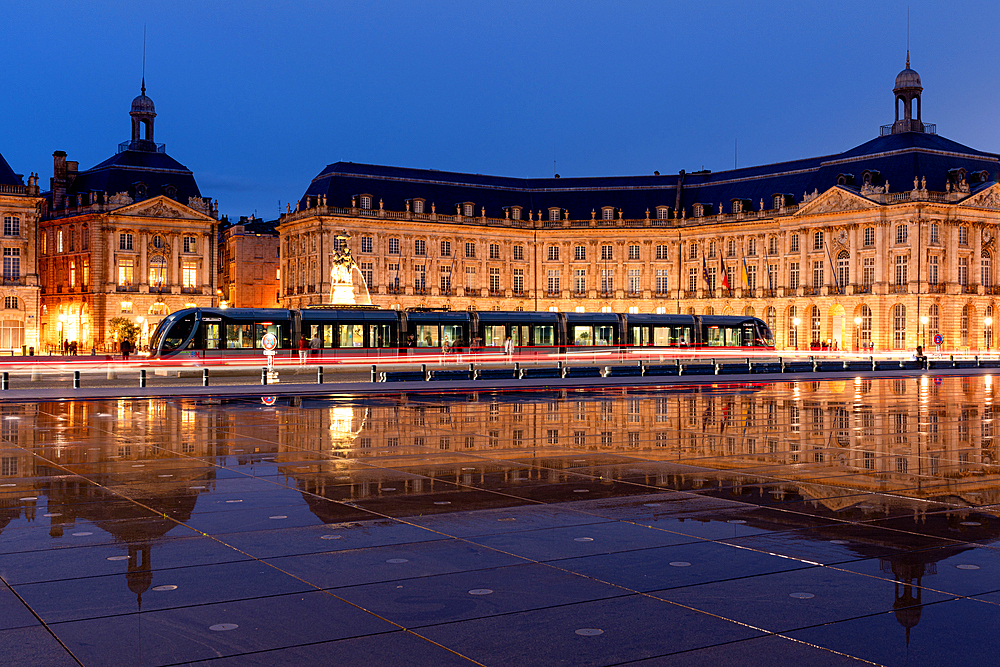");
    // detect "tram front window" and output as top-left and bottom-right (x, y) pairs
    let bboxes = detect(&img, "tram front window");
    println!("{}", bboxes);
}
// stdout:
(163, 315), (195, 351)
